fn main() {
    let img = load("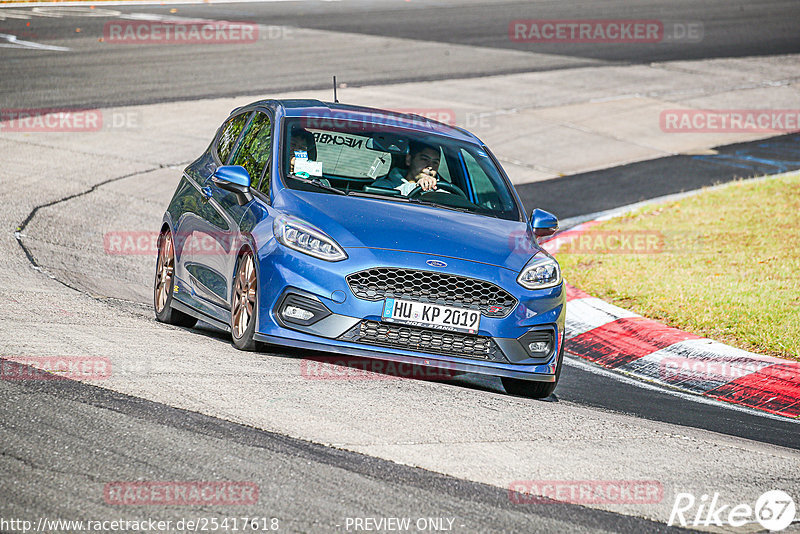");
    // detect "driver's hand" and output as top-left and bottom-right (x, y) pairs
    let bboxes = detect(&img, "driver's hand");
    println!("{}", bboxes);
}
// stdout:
(415, 168), (438, 191)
